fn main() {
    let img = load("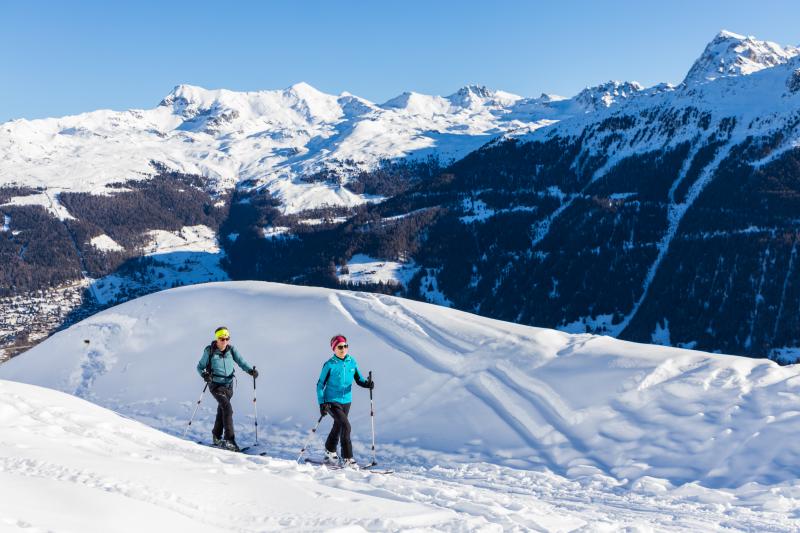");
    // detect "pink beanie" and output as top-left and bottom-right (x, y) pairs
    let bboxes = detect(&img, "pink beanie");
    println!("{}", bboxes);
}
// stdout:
(330, 335), (347, 351)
